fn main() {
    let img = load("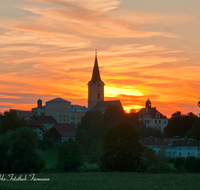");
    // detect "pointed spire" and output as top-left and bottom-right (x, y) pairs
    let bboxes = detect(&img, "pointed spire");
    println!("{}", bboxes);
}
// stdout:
(91, 50), (102, 83)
